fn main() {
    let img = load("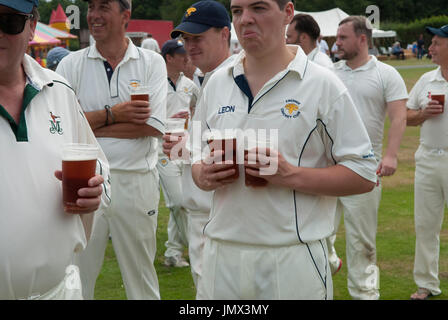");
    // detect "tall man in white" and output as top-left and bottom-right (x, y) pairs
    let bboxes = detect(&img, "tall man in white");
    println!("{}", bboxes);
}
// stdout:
(162, 0), (236, 290)
(286, 13), (334, 69)
(190, 0), (377, 300)
(57, 0), (166, 300)
(331, 16), (408, 300)
(407, 24), (448, 301)
(159, 39), (199, 268)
